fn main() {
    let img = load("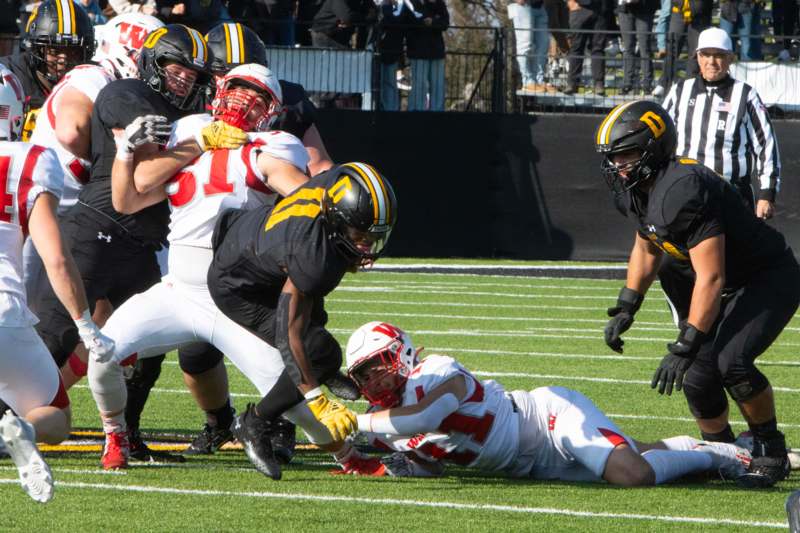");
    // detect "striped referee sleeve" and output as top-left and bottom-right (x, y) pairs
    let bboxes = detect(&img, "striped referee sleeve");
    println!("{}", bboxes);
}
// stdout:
(744, 91), (781, 200)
